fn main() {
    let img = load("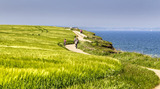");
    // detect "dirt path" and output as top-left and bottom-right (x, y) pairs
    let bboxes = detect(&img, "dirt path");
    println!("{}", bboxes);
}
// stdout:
(65, 44), (90, 55)
(73, 31), (92, 42)
(66, 30), (160, 89)
(65, 31), (90, 55)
